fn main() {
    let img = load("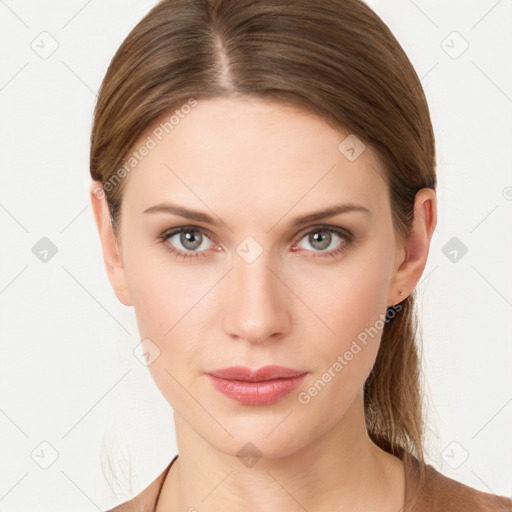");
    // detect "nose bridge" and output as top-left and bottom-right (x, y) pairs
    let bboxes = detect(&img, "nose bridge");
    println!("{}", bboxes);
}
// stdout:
(222, 243), (291, 343)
